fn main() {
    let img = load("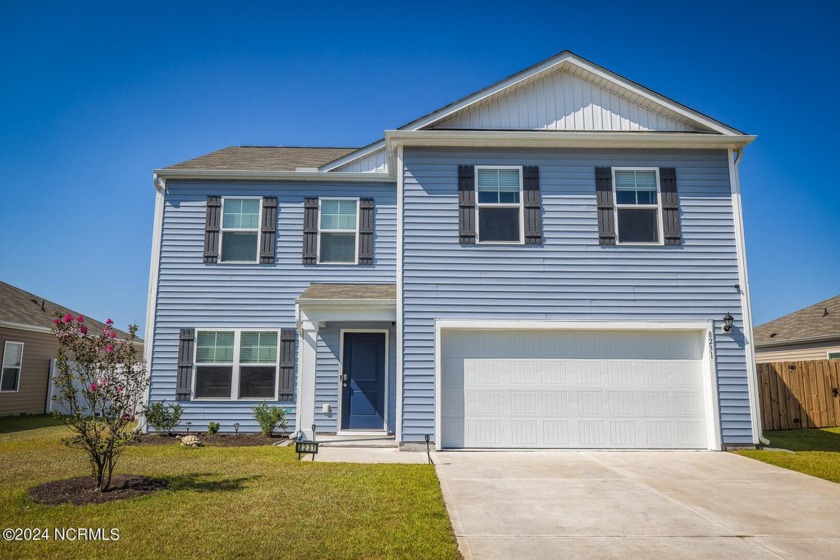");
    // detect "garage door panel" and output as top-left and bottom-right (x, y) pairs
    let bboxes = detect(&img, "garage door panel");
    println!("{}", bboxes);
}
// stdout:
(441, 330), (710, 449)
